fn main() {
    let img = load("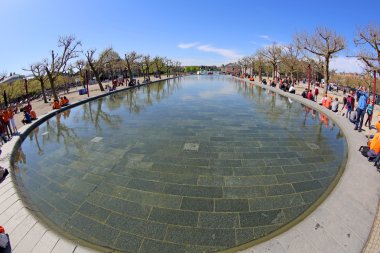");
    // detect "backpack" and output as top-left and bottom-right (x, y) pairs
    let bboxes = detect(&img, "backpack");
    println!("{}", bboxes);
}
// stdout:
(359, 146), (370, 157)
